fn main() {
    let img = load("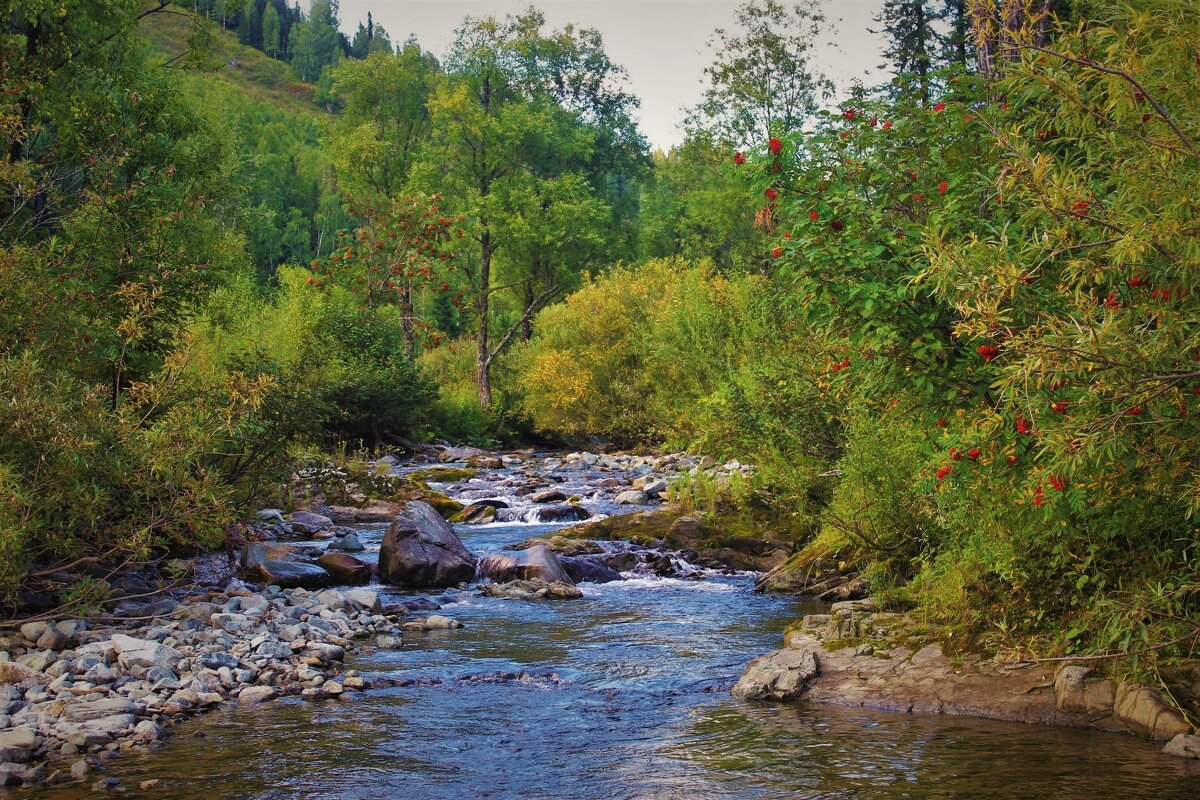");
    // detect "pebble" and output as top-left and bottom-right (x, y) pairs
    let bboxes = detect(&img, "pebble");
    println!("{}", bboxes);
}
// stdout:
(0, 586), (401, 786)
